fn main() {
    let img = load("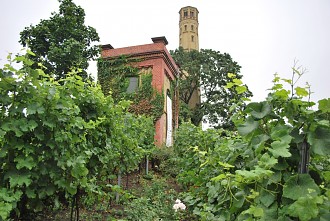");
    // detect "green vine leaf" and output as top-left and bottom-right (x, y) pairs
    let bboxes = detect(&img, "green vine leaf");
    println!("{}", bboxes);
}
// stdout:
(242, 205), (264, 218)
(308, 125), (330, 155)
(269, 140), (291, 158)
(318, 98), (330, 113)
(283, 174), (320, 200)
(237, 116), (259, 136)
(259, 189), (276, 207)
(251, 134), (269, 154)
(246, 102), (271, 119)
(259, 153), (278, 169)
(274, 89), (290, 100)
(287, 195), (323, 221)
(295, 86), (309, 97)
